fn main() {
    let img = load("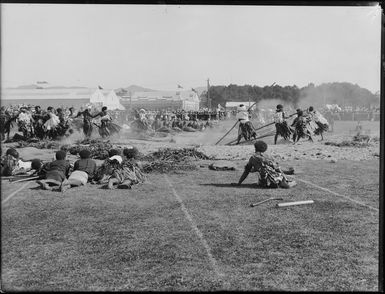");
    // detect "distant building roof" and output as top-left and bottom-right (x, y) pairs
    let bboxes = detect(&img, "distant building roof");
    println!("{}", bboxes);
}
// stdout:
(130, 90), (199, 102)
